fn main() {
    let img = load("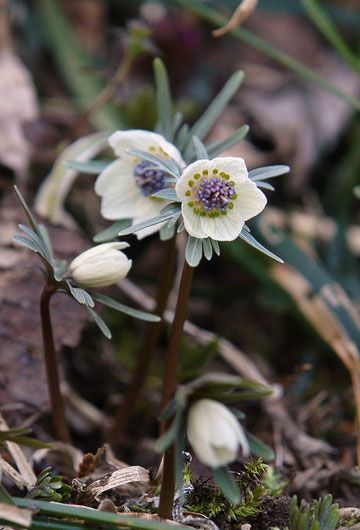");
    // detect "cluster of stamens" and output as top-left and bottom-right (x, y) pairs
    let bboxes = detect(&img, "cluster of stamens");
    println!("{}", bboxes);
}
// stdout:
(134, 159), (169, 197)
(185, 169), (237, 217)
